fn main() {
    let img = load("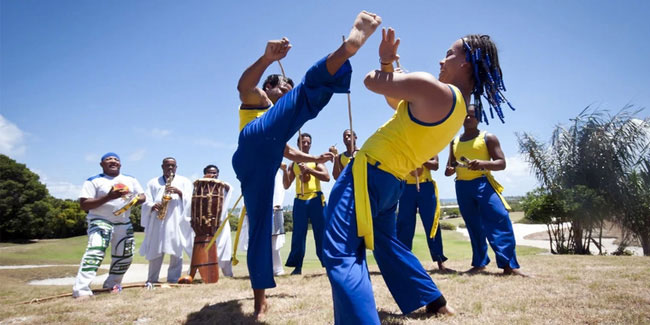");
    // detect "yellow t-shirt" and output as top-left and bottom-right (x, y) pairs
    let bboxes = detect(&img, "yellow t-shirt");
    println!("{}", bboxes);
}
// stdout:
(238, 105), (271, 131)
(353, 85), (466, 249)
(293, 162), (322, 201)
